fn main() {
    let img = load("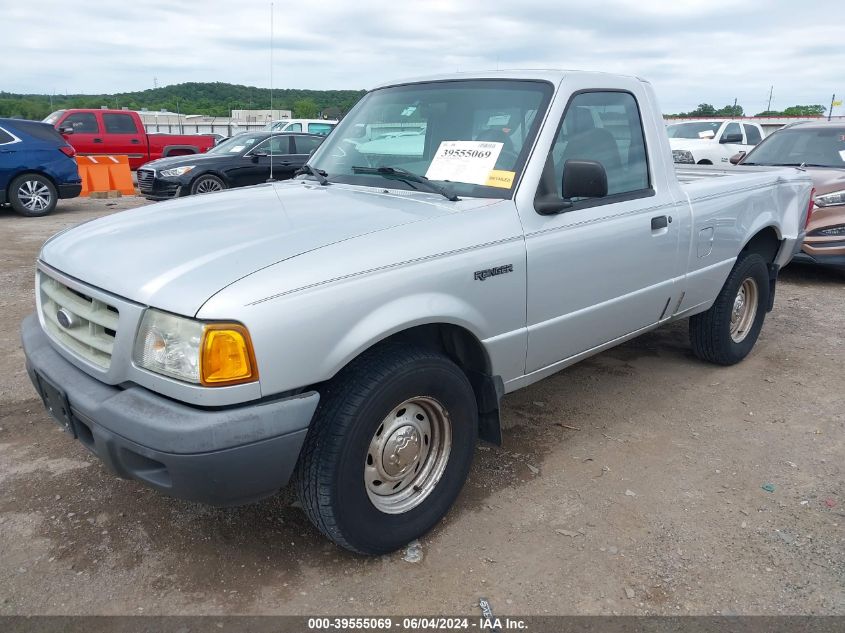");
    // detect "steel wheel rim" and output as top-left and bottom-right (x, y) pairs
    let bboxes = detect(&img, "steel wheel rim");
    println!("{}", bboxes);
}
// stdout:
(730, 277), (758, 343)
(18, 180), (52, 211)
(195, 178), (223, 194)
(364, 396), (452, 514)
